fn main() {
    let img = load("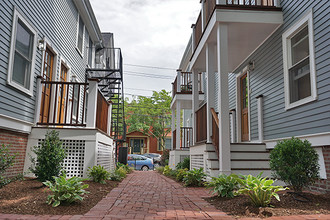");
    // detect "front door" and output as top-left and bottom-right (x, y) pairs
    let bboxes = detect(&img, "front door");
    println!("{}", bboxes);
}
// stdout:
(40, 47), (54, 123)
(57, 64), (68, 124)
(240, 73), (249, 141)
(131, 139), (144, 154)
